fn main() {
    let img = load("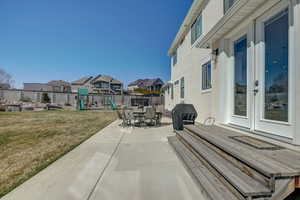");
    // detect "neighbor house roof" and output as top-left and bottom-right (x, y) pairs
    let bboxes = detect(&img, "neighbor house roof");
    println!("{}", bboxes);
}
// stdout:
(144, 78), (163, 87)
(47, 80), (71, 87)
(128, 78), (163, 88)
(91, 75), (122, 85)
(168, 0), (205, 56)
(0, 83), (10, 89)
(161, 82), (172, 91)
(23, 83), (51, 91)
(71, 76), (93, 85)
(128, 79), (145, 87)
